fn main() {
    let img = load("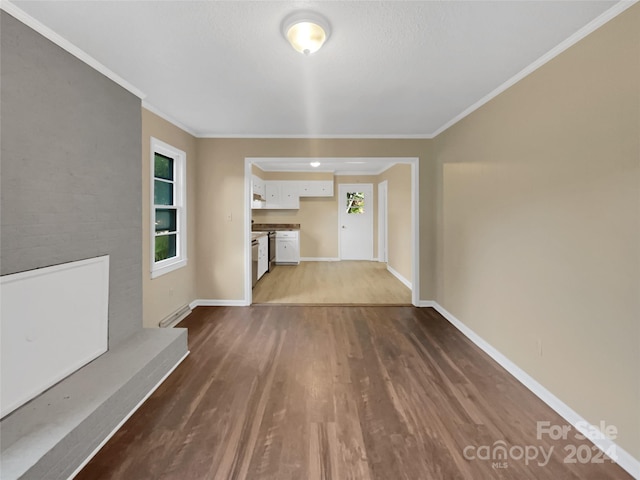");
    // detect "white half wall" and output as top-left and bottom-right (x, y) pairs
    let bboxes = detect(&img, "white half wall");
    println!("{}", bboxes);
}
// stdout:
(1, 256), (109, 418)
